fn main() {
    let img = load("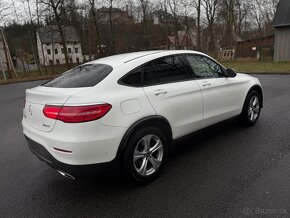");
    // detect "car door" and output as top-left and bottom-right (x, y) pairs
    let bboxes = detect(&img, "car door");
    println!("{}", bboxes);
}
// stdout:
(184, 54), (240, 127)
(142, 55), (203, 139)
